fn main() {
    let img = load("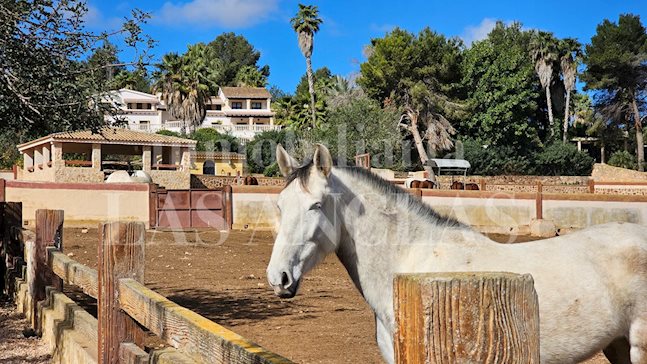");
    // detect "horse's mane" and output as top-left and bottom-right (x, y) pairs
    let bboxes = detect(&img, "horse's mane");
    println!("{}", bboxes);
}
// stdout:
(286, 161), (467, 229)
